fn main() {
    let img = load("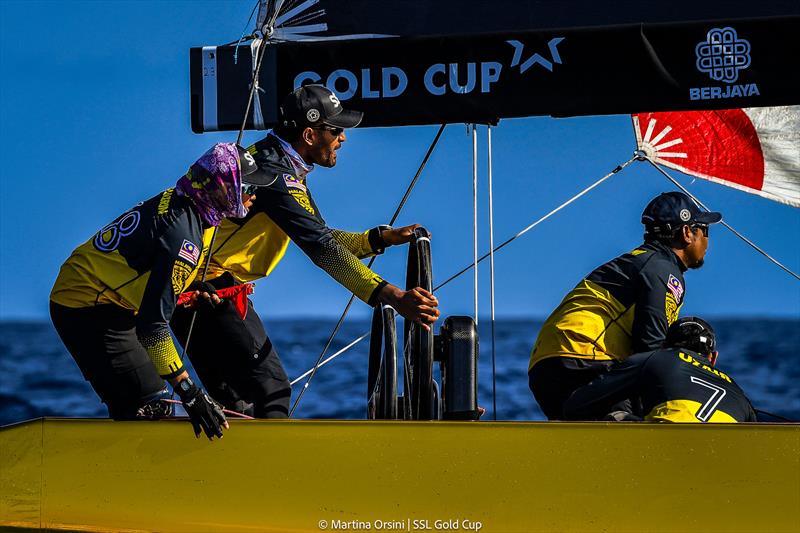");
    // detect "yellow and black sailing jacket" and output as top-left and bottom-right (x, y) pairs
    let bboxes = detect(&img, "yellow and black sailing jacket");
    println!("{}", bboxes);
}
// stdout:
(530, 241), (686, 370)
(207, 134), (388, 304)
(50, 189), (214, 379)
(563, 349), (757, 422)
